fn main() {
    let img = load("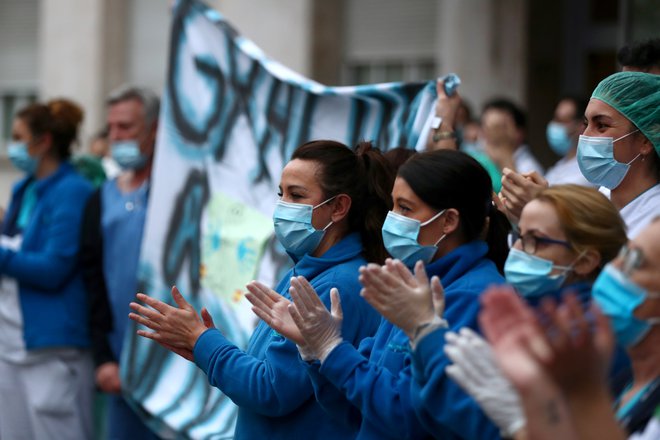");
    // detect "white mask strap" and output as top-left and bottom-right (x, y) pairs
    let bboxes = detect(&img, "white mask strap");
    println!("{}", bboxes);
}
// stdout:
(626, 153), (642, 166)
(421, 209), (447, 227)
(434, 234), (447, 247)
(614, 129), (639, 143)
(313, 195), (337, 210)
